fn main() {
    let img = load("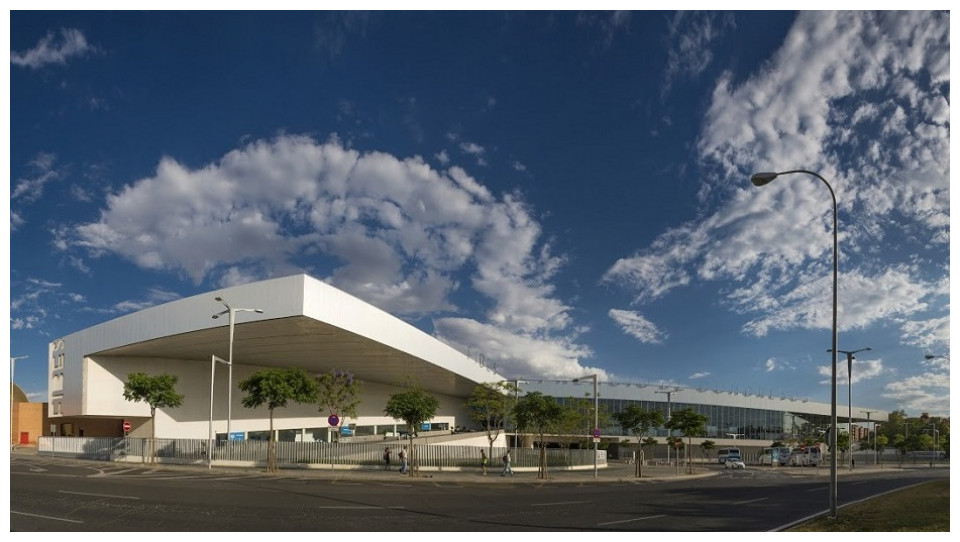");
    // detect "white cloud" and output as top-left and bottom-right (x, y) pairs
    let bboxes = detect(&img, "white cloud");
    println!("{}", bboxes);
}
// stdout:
(882, 370), (950, 417)
(63, 134), (589, 378)
(11, 28), (92, 69)
(689, 372), (710, 379)
(818, 357), (884, 386)
(608, 309), (667, 344)
(662, 12), (736, 97)
(434, 317), (601, 381)
(12, 153), (59, 203)
(604, 12), (949, 351)
(112, 287), (182, 314)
